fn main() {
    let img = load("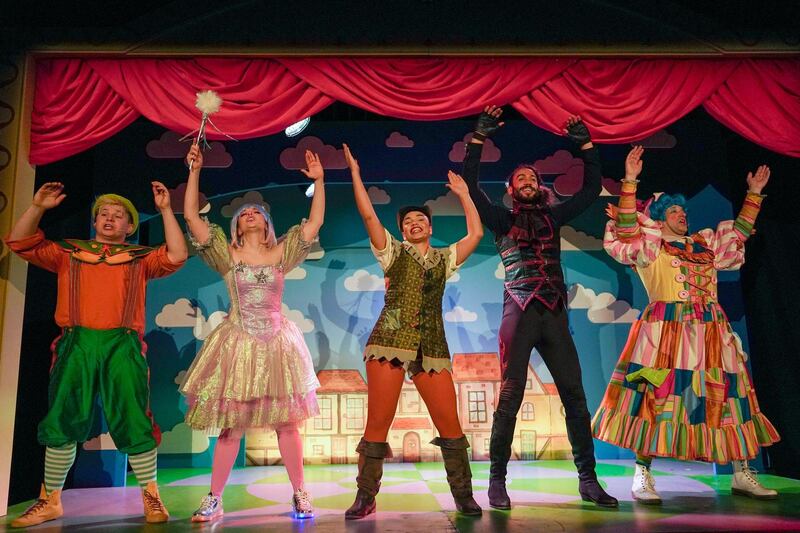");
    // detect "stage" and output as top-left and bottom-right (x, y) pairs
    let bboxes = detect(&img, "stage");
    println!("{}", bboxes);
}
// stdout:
(3, 460), (799, 532)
